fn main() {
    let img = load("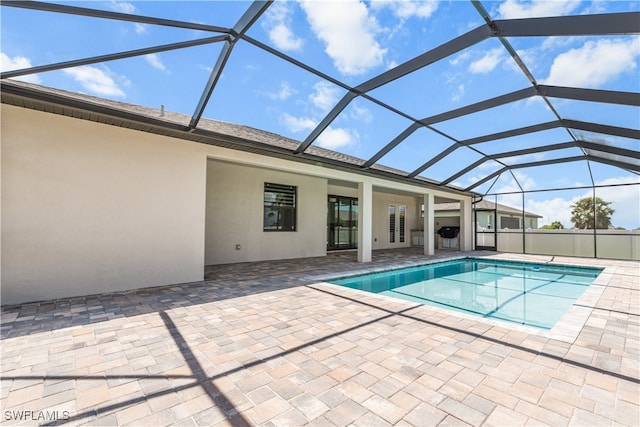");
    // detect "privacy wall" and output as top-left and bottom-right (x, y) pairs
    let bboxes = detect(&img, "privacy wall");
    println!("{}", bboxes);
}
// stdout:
(1, 106), (207, 304)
